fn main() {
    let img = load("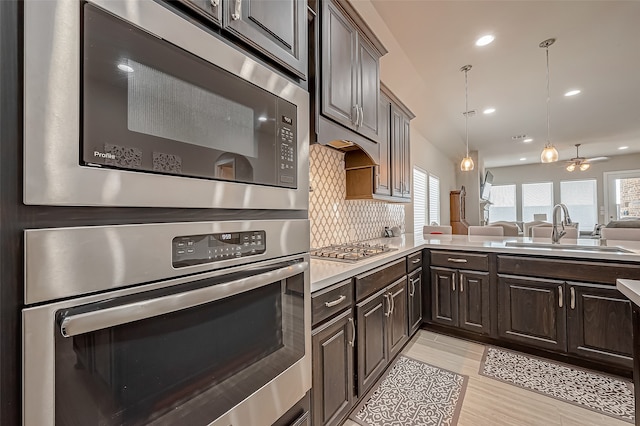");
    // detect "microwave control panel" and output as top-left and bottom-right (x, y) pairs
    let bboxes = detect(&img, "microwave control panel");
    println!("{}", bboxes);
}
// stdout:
(172, 230), (266, 267)
(278, 115), (296, 186)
